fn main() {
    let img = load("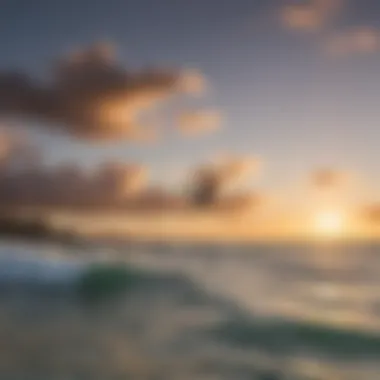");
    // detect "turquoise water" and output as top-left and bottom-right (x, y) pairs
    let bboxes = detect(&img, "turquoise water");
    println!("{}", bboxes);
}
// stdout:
(0, 241), (379, 379)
